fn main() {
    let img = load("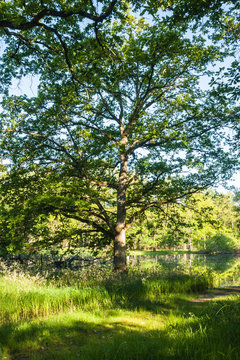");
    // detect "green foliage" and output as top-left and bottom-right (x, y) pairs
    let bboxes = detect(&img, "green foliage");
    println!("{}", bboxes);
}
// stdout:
(204, 234), (238, 254)
(0, 1), (239, 267)
(0, 169), (113, 254)
(127, 190), (240, 251)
